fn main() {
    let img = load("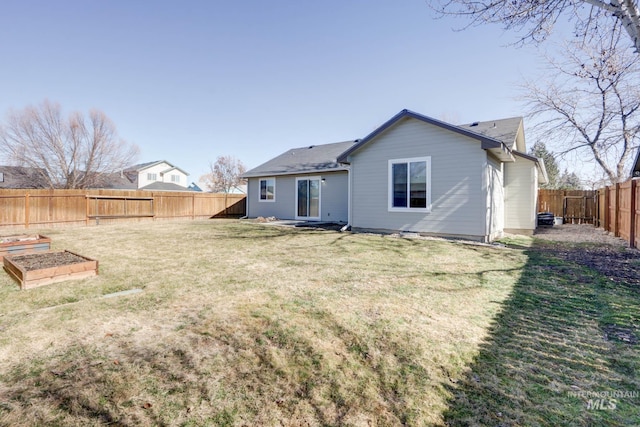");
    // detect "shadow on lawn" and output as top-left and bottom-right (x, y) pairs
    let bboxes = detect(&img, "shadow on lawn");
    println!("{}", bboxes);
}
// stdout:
(442, 240), (640, 426)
